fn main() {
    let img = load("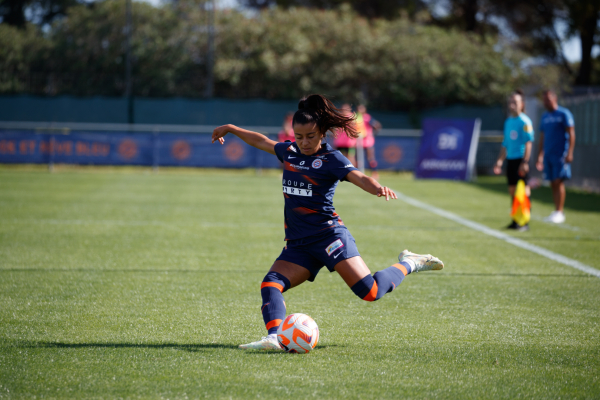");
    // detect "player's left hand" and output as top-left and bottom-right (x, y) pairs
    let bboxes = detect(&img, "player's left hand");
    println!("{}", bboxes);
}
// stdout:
(377, 186), (397, 201)
(565, 153), (573, 163)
